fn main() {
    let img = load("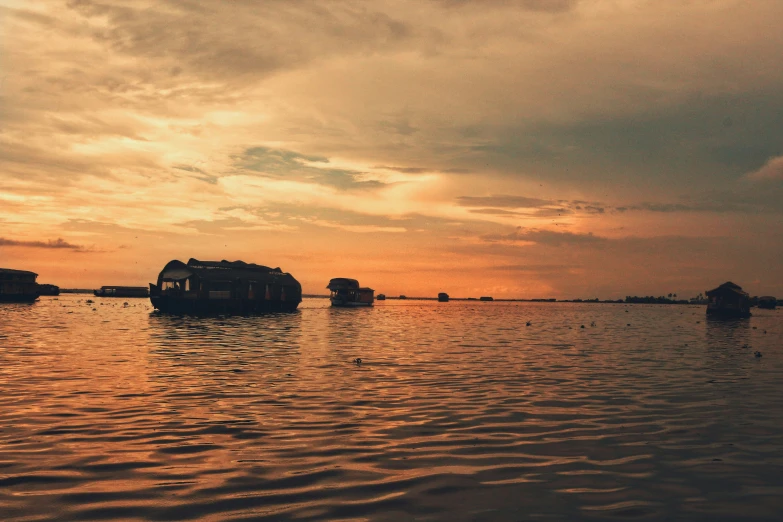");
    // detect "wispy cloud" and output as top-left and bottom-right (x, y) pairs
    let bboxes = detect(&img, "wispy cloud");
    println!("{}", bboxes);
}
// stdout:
(0, 237), (88, 251)
(456, 195), (553, 209)
(235, 147), (386, 190)
(481, 227), (607, 247)
(747, 156), (783, 181)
